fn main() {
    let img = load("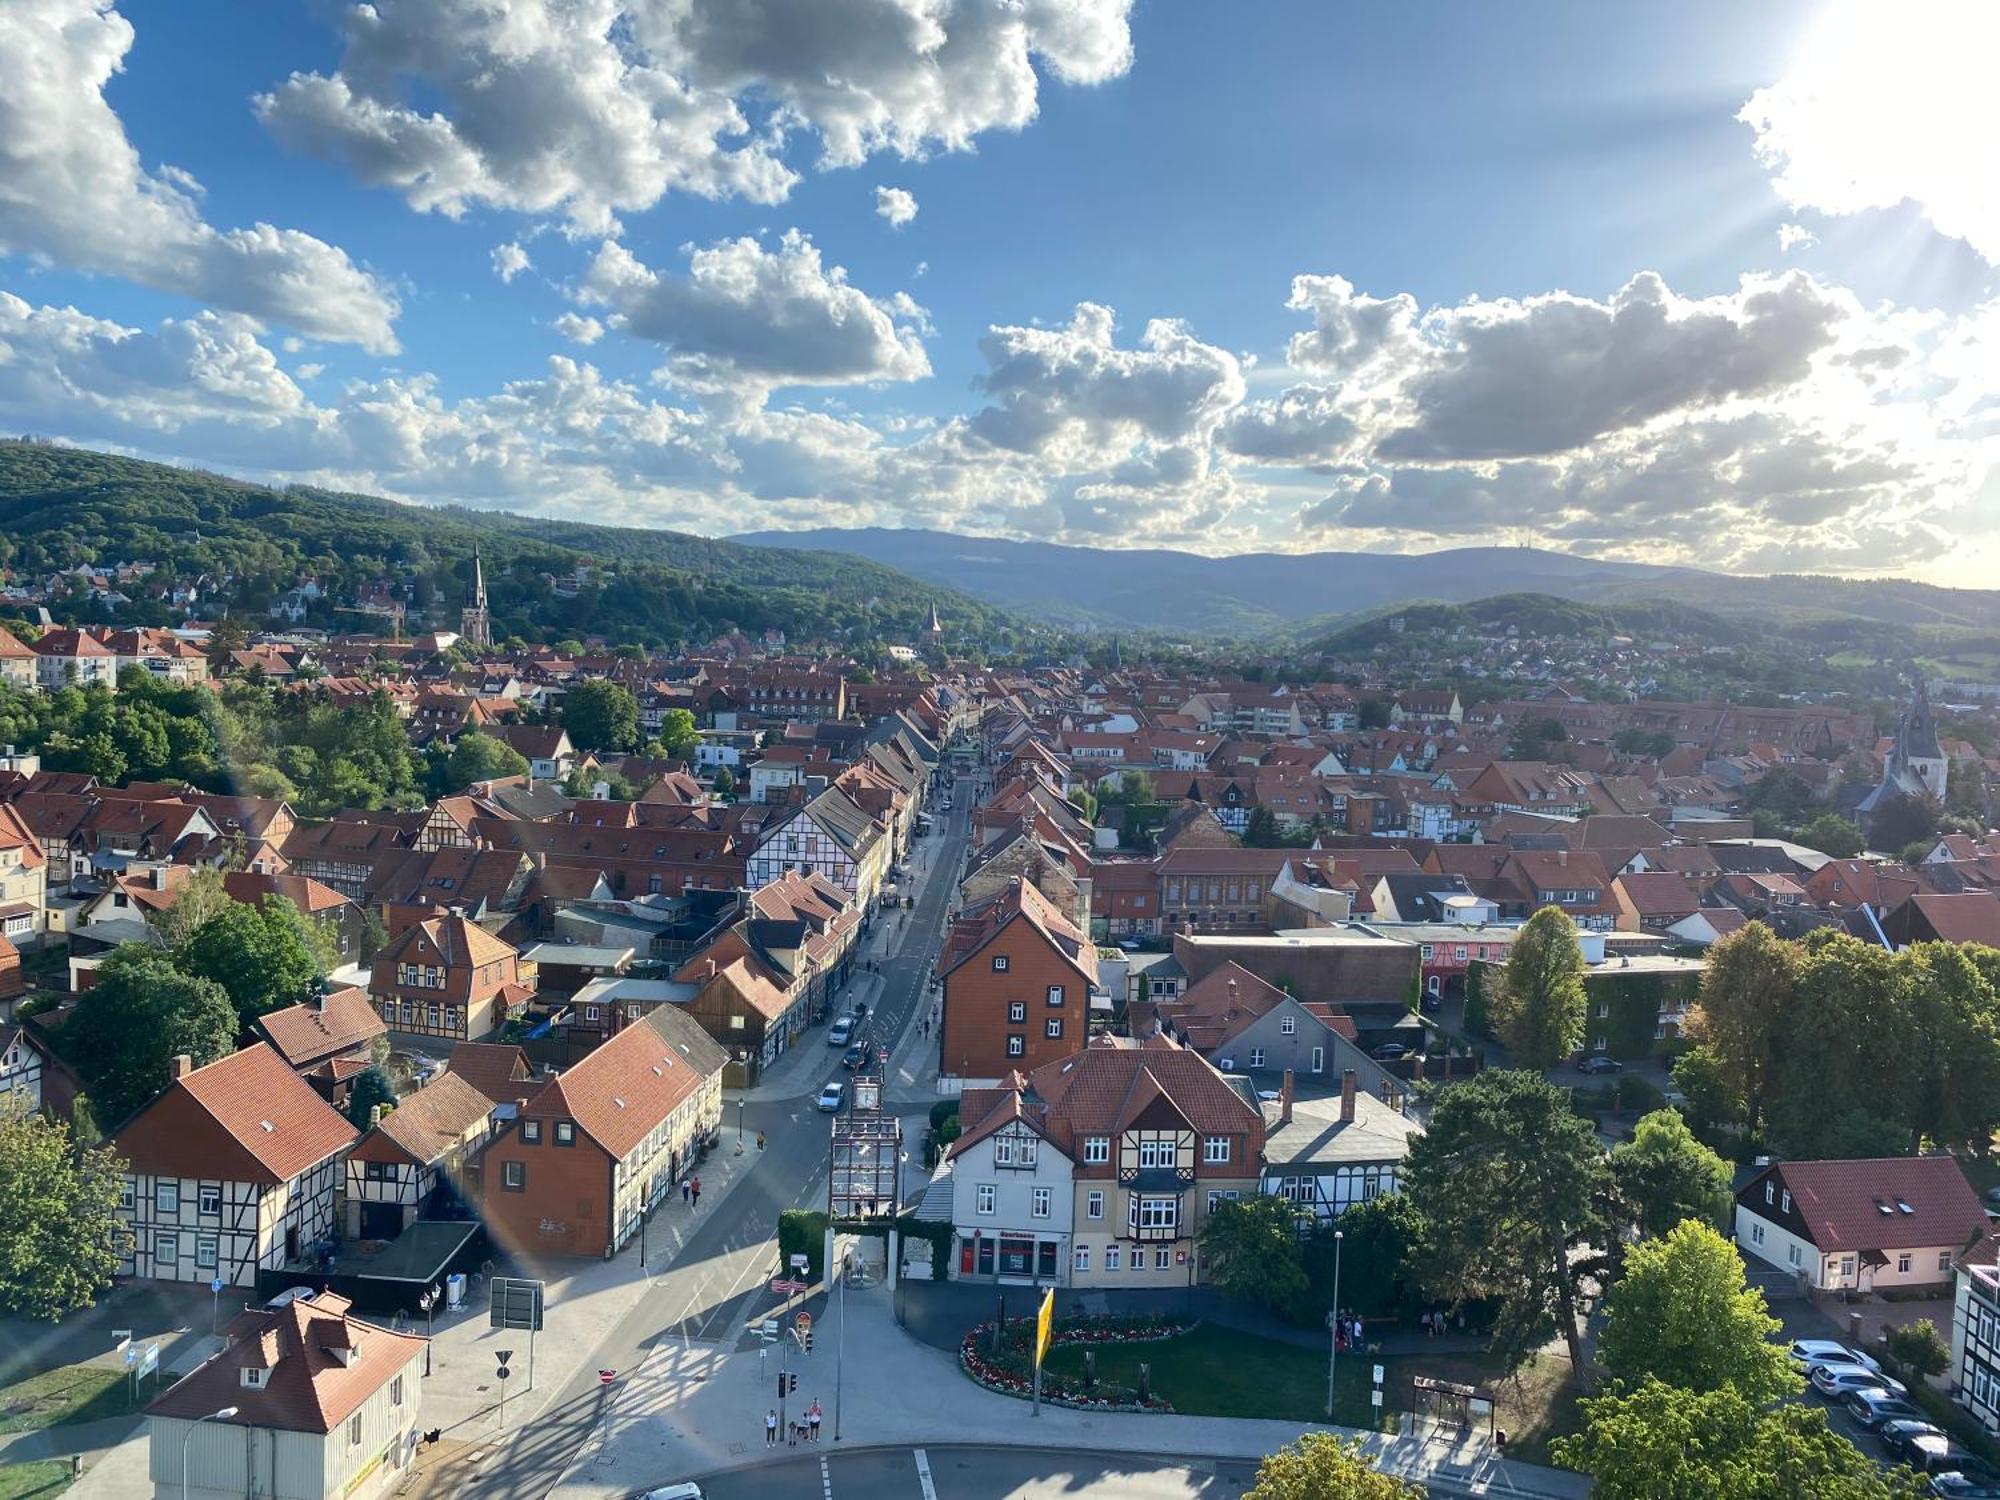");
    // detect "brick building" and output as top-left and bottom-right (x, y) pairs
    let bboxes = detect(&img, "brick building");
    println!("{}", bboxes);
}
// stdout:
(937, 878), (1102, 1091)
